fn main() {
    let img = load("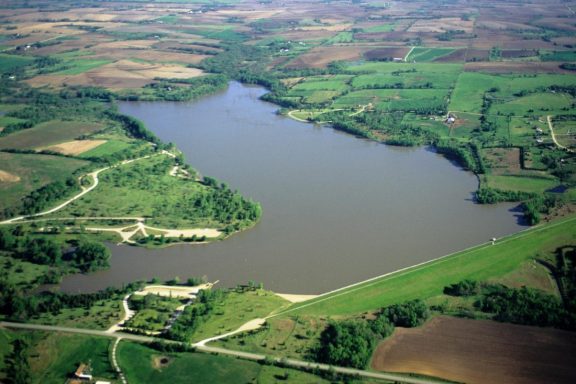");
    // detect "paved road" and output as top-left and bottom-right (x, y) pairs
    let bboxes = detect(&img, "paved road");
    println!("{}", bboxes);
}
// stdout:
(1, 321), (444, 384)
